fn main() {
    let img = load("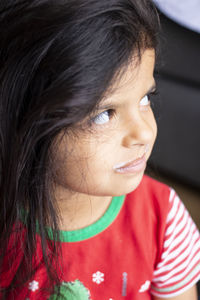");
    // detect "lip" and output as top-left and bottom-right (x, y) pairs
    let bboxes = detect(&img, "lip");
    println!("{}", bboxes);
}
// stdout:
(113, 154), (146, 174)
